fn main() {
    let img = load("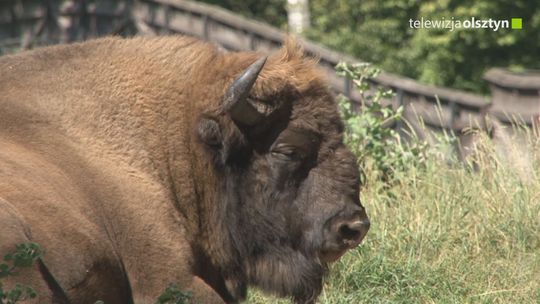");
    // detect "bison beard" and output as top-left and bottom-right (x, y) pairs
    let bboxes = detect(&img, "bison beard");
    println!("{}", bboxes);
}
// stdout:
(224, 218), (328, 303)
(214, 160), (329, 303)
(245, 250), (327, 303)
